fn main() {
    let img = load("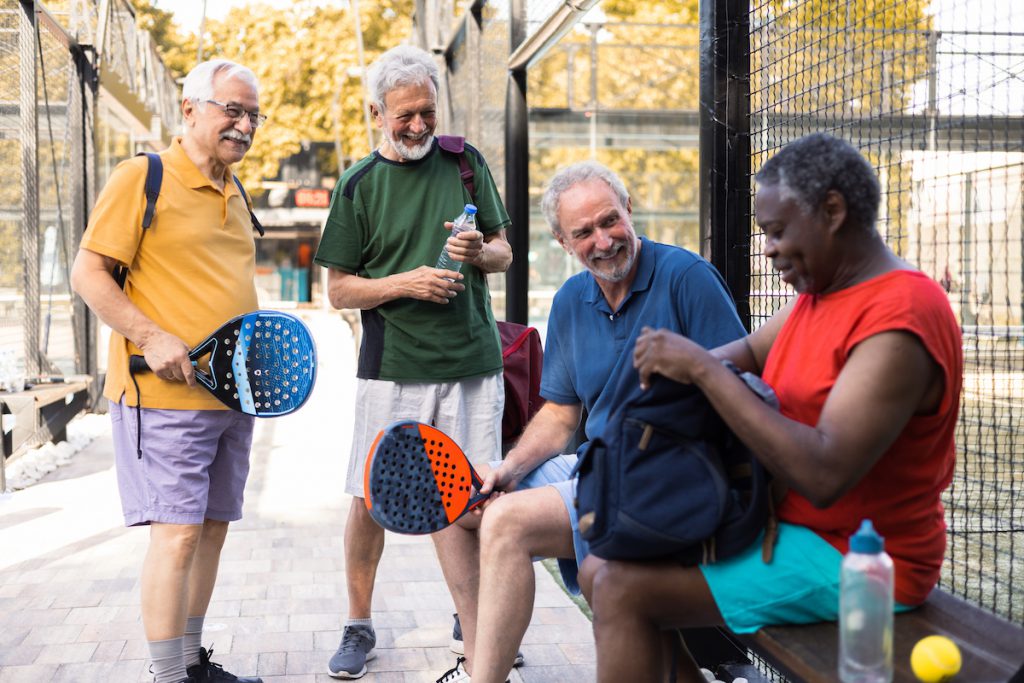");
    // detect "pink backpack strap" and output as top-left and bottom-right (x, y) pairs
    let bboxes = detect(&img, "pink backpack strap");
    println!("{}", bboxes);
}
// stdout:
(436, 134), (475, 198)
